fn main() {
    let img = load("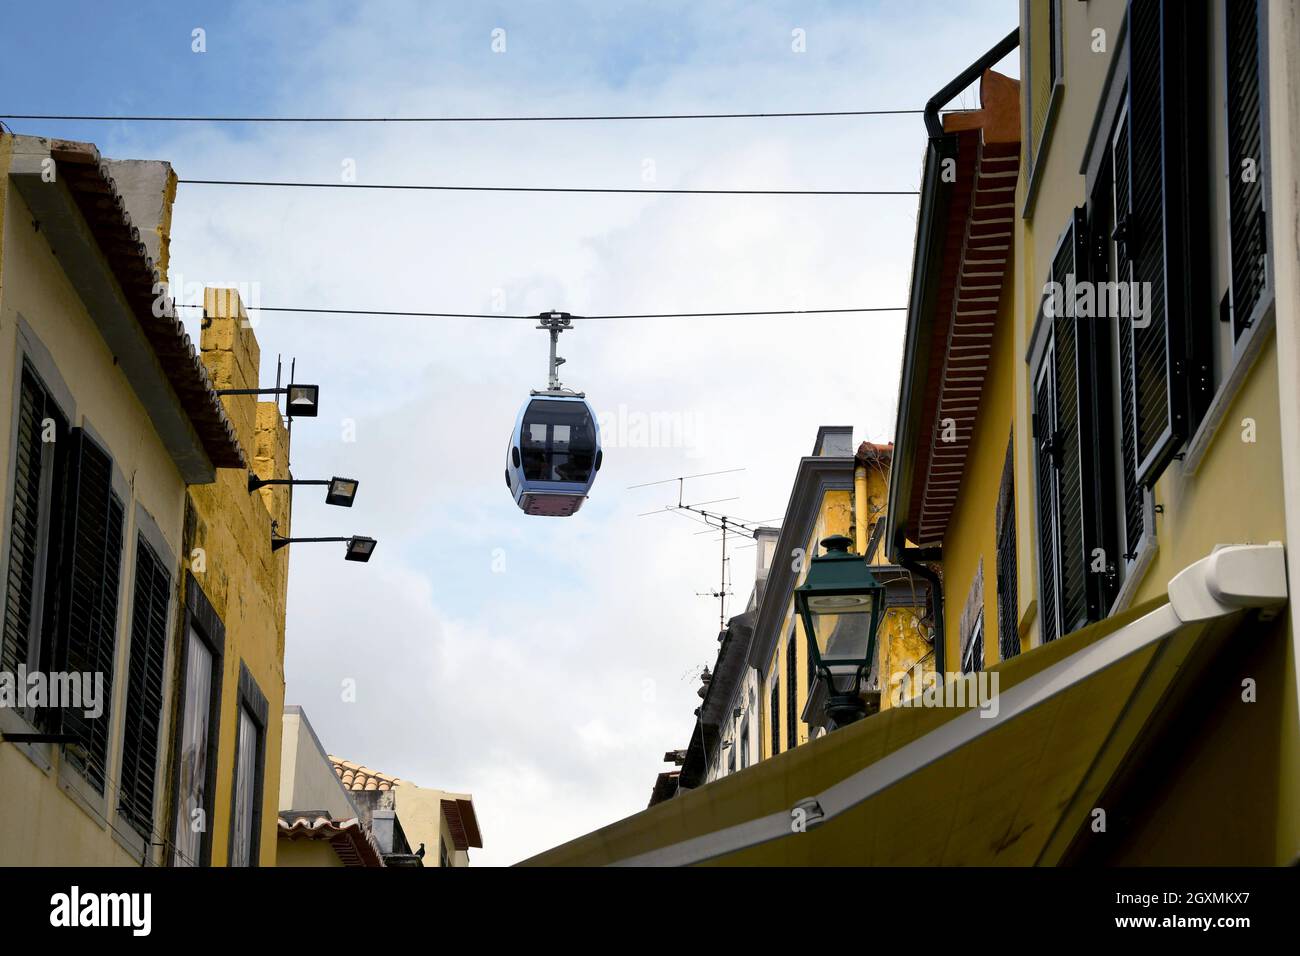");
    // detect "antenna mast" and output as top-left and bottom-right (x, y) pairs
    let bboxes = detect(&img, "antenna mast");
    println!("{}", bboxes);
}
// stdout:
(632, 469), (771, 632)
